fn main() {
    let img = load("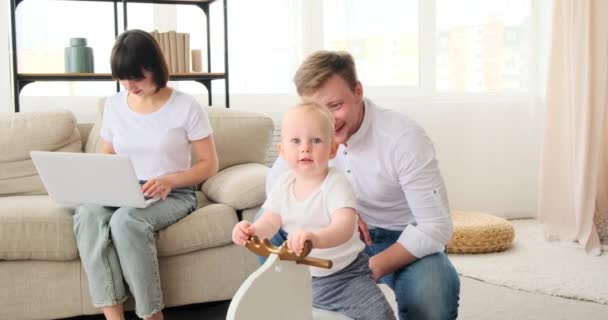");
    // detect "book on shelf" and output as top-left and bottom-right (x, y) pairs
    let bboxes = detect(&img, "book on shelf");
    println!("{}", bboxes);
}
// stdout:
(150, 30), (191, 74)
(176, 32), (185, 73)
(161, 32), (171, 72)
(150, 30), (159, 45)
(168, 31), (178, 73)
(151, 30), (169, 71)
(184, 33), (191, 72)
